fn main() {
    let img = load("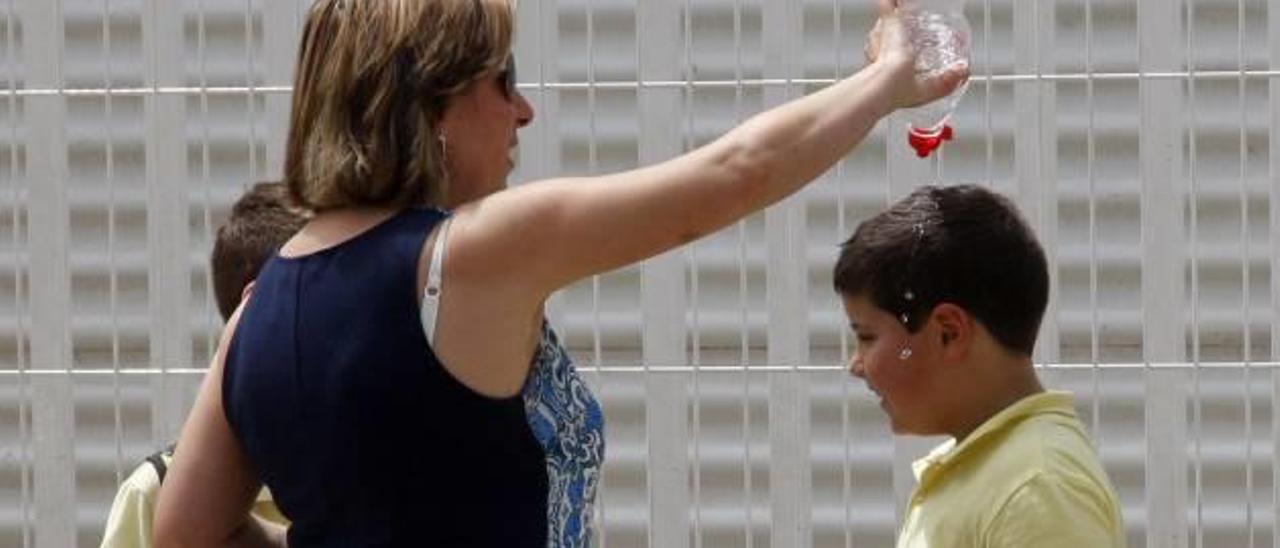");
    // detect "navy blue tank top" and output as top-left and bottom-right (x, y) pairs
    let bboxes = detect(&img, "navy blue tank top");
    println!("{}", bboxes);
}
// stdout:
(223, 208), (548, 547)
